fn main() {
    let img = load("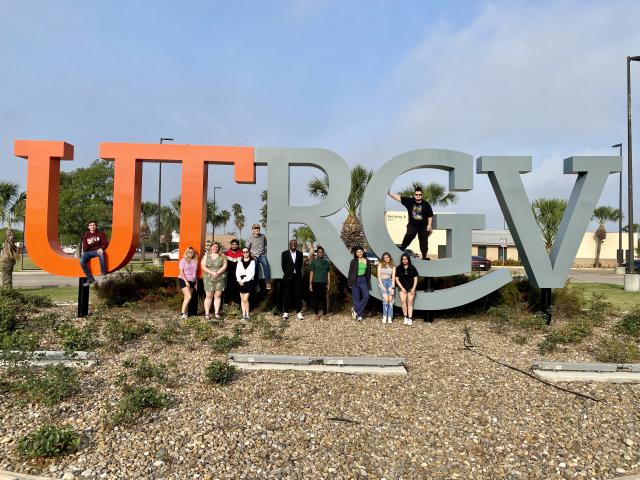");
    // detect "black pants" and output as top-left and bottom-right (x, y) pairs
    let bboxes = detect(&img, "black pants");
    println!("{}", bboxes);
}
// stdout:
(281, 276), (302, 313)
(400, 223), (429, 258)
(311, 282), (327, 315)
